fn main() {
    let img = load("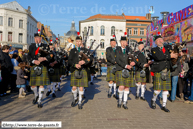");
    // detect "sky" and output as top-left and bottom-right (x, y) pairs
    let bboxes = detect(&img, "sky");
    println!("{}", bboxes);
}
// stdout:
(0, 0), (192, 37)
